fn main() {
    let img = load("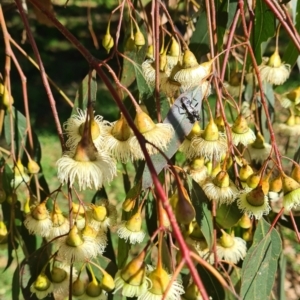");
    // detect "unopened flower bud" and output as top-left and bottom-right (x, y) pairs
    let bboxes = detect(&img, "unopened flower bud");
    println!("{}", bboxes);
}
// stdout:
(28, 159), (40, 174)
(239, 213), (252, 229)
(34, 273), (51, 291)
(92, 205), (107, 222)
(86, 280), (102, 297)
(100, 269), (115, 292)
(269, 175), (282, 192)
(169, 37), (180, 57)
(51, 267), (67, 283)
(243, 228), (253, 242)
(187, 122), (201, 140)
(286, 115), (295, 126)
(292, 164), (300, 183)
(134, 30), (145, 51)
(0, 221), (8, 244)
(72, 278), (86, 297)
(175, 188), (195, 225)
(0, 83), (14, 108)
(102, 22), (114, 53)
(239, 163), (253, 182)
